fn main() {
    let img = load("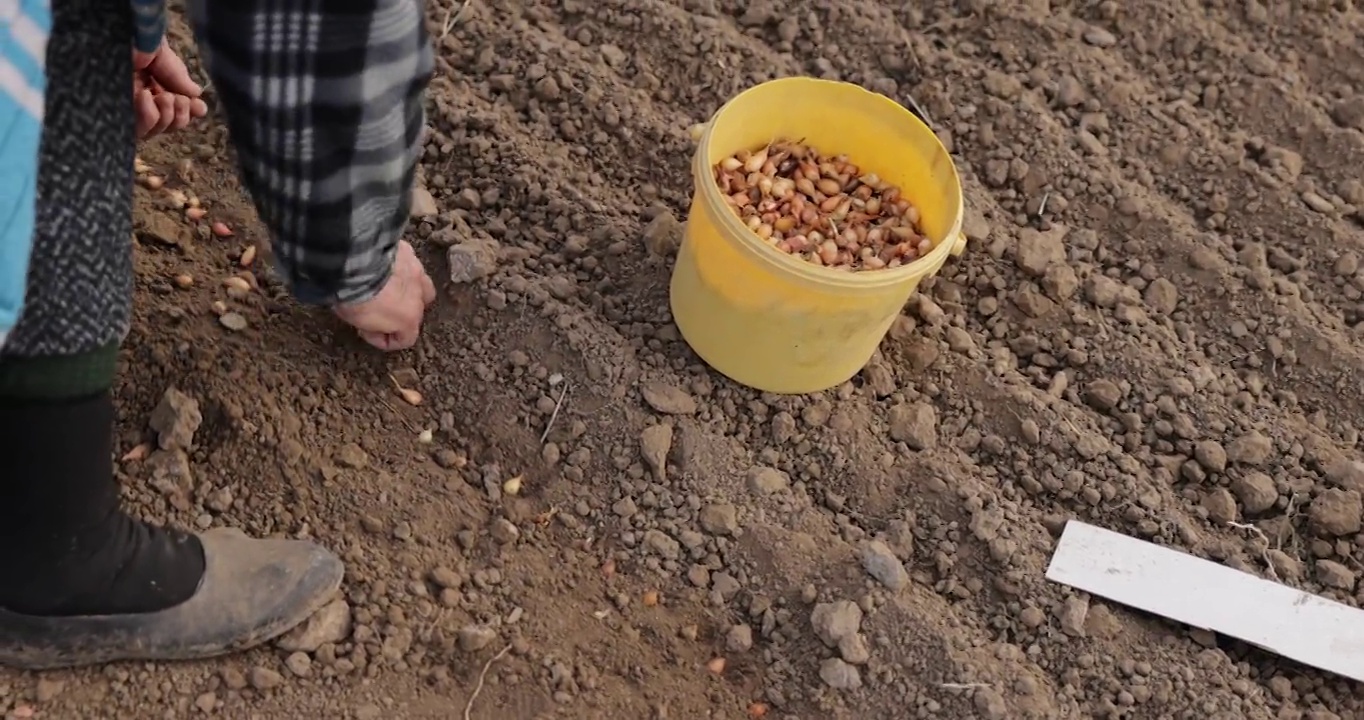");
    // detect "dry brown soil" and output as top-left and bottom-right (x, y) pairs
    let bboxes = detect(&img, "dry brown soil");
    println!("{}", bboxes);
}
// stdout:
(7, 0), (1364, 718)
